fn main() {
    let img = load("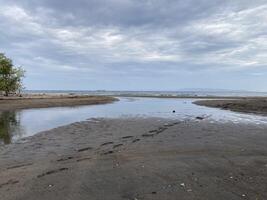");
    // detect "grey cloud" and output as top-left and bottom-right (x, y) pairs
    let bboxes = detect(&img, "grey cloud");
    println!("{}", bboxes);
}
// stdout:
(3, 0), (234, 27)
(0, 0), (267, 90)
